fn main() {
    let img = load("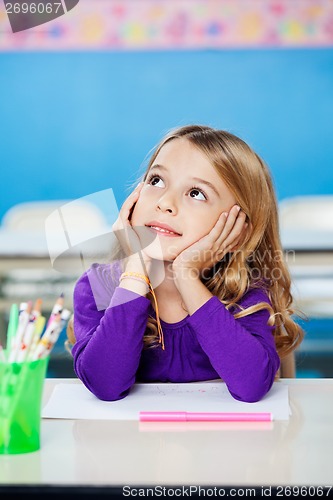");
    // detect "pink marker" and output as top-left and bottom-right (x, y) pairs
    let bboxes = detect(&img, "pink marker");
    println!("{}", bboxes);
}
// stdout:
(139, 411), (273, 422)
